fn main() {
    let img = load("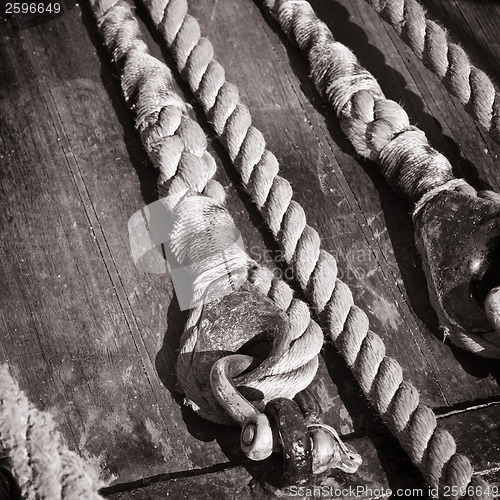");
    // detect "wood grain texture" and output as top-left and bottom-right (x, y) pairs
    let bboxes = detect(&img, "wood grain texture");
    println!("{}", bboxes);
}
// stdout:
(102, 431), (429, 499)
(0, 4), (231, 483)
(0, 0), (499, 496)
